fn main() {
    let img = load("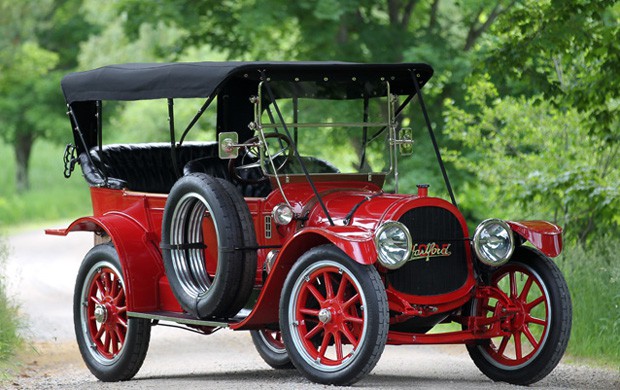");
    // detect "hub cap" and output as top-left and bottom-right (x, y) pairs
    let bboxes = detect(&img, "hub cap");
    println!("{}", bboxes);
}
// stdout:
(318, 308), (332, 324)
(94, 304), (108, 324)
